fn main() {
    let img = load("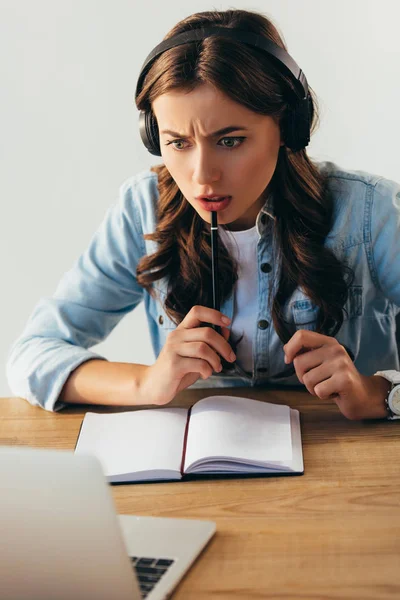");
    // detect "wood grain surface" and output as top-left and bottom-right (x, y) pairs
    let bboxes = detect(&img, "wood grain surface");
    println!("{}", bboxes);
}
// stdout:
(1, 387), (399, 599)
